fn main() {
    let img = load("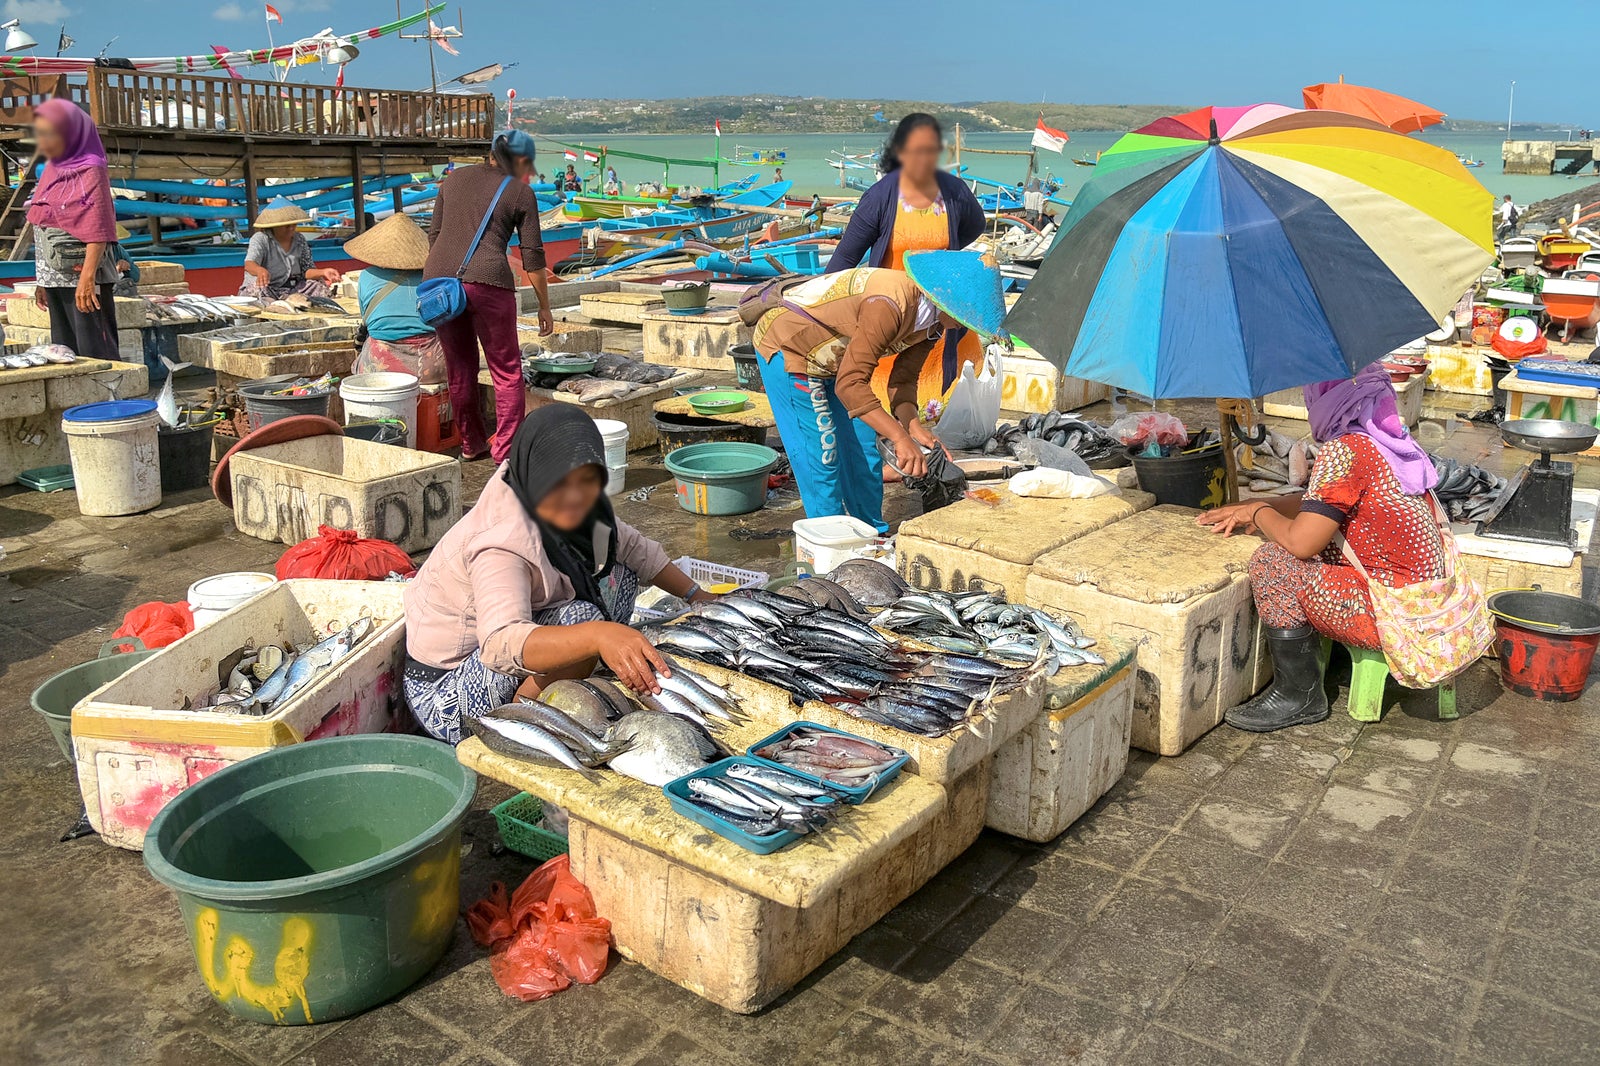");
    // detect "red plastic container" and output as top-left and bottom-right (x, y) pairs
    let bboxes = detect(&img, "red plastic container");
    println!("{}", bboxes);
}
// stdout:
(1488, 590), (1600, 701)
